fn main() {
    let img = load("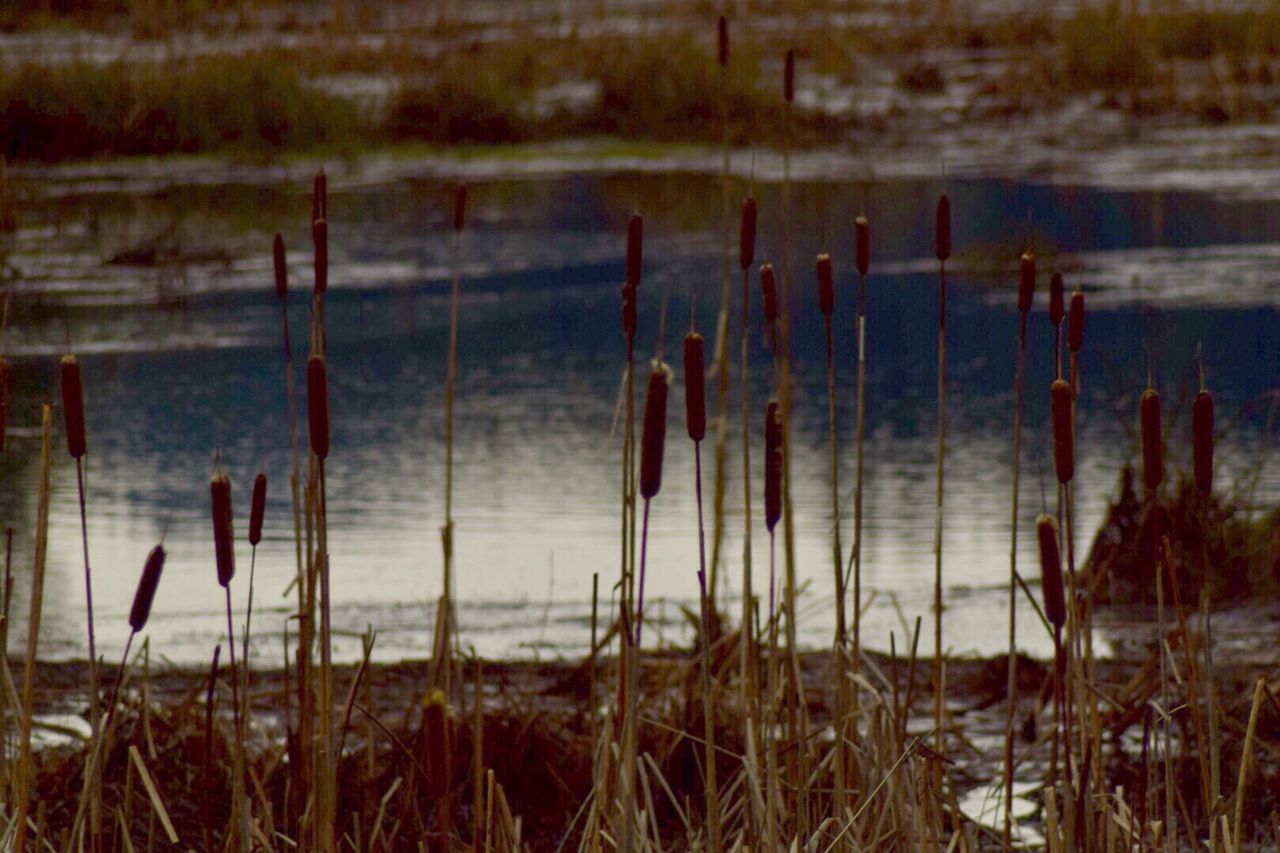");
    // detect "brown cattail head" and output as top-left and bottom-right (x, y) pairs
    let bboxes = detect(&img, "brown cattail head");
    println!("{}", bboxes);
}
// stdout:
(1035, 515), (1066, 631)
(312, 218), (328, 295)
(273, 234), (288, 300)
(249, 472), (267, 547)
(816, 253), (835, 317)
(761, 264), (778, 326)
(764, 401), (782, 532)
(639, 364), (671, 500)
(308, 356), (330, 460)
(1018, 252), (1035, 314)
(1051, 379), (1074, 484)
(453, 183), (467, 232)
(0, 356), (10, 452)
(1192, 389), (1214, 495)
(855, 216), (870, 276)
(626, 213), (643, 289)
(1049, 272), (1065, 328)
(684, 333), (706, 442)
(784, 49), (795, 103)
(61, 354), (87, 459)
(935, 194), (951, 261)
(718, 16), (728, 68)
(312, 168), (327, 224)
(421, 688), (452, 798)
(211, 473), (235, 588)
(1141, 388), (1163, 492)
(739, 196), (758, 270)
(1068, 290), (1085, 352)
(621, 284), (637, 343)
(129, 544), (166, 633)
